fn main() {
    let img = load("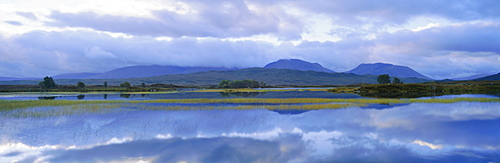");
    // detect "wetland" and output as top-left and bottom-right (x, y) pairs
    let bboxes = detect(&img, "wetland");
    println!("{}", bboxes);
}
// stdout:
(0, 87), (499, 162)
